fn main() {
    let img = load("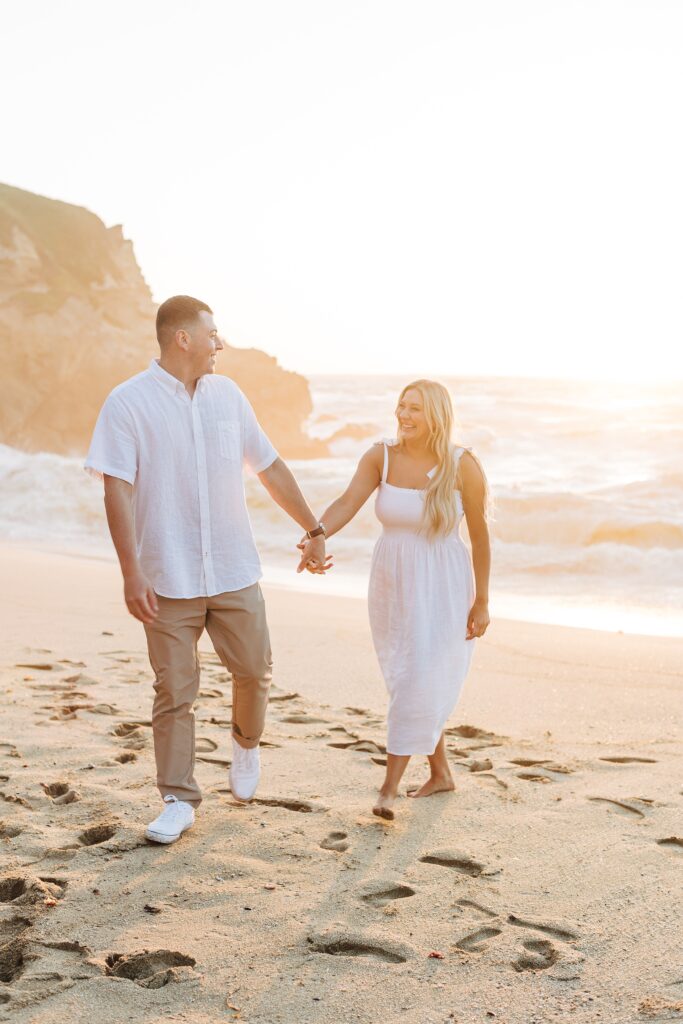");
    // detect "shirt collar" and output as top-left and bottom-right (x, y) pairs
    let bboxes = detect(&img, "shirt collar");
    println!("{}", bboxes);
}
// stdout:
(148, 358), (206, 396)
